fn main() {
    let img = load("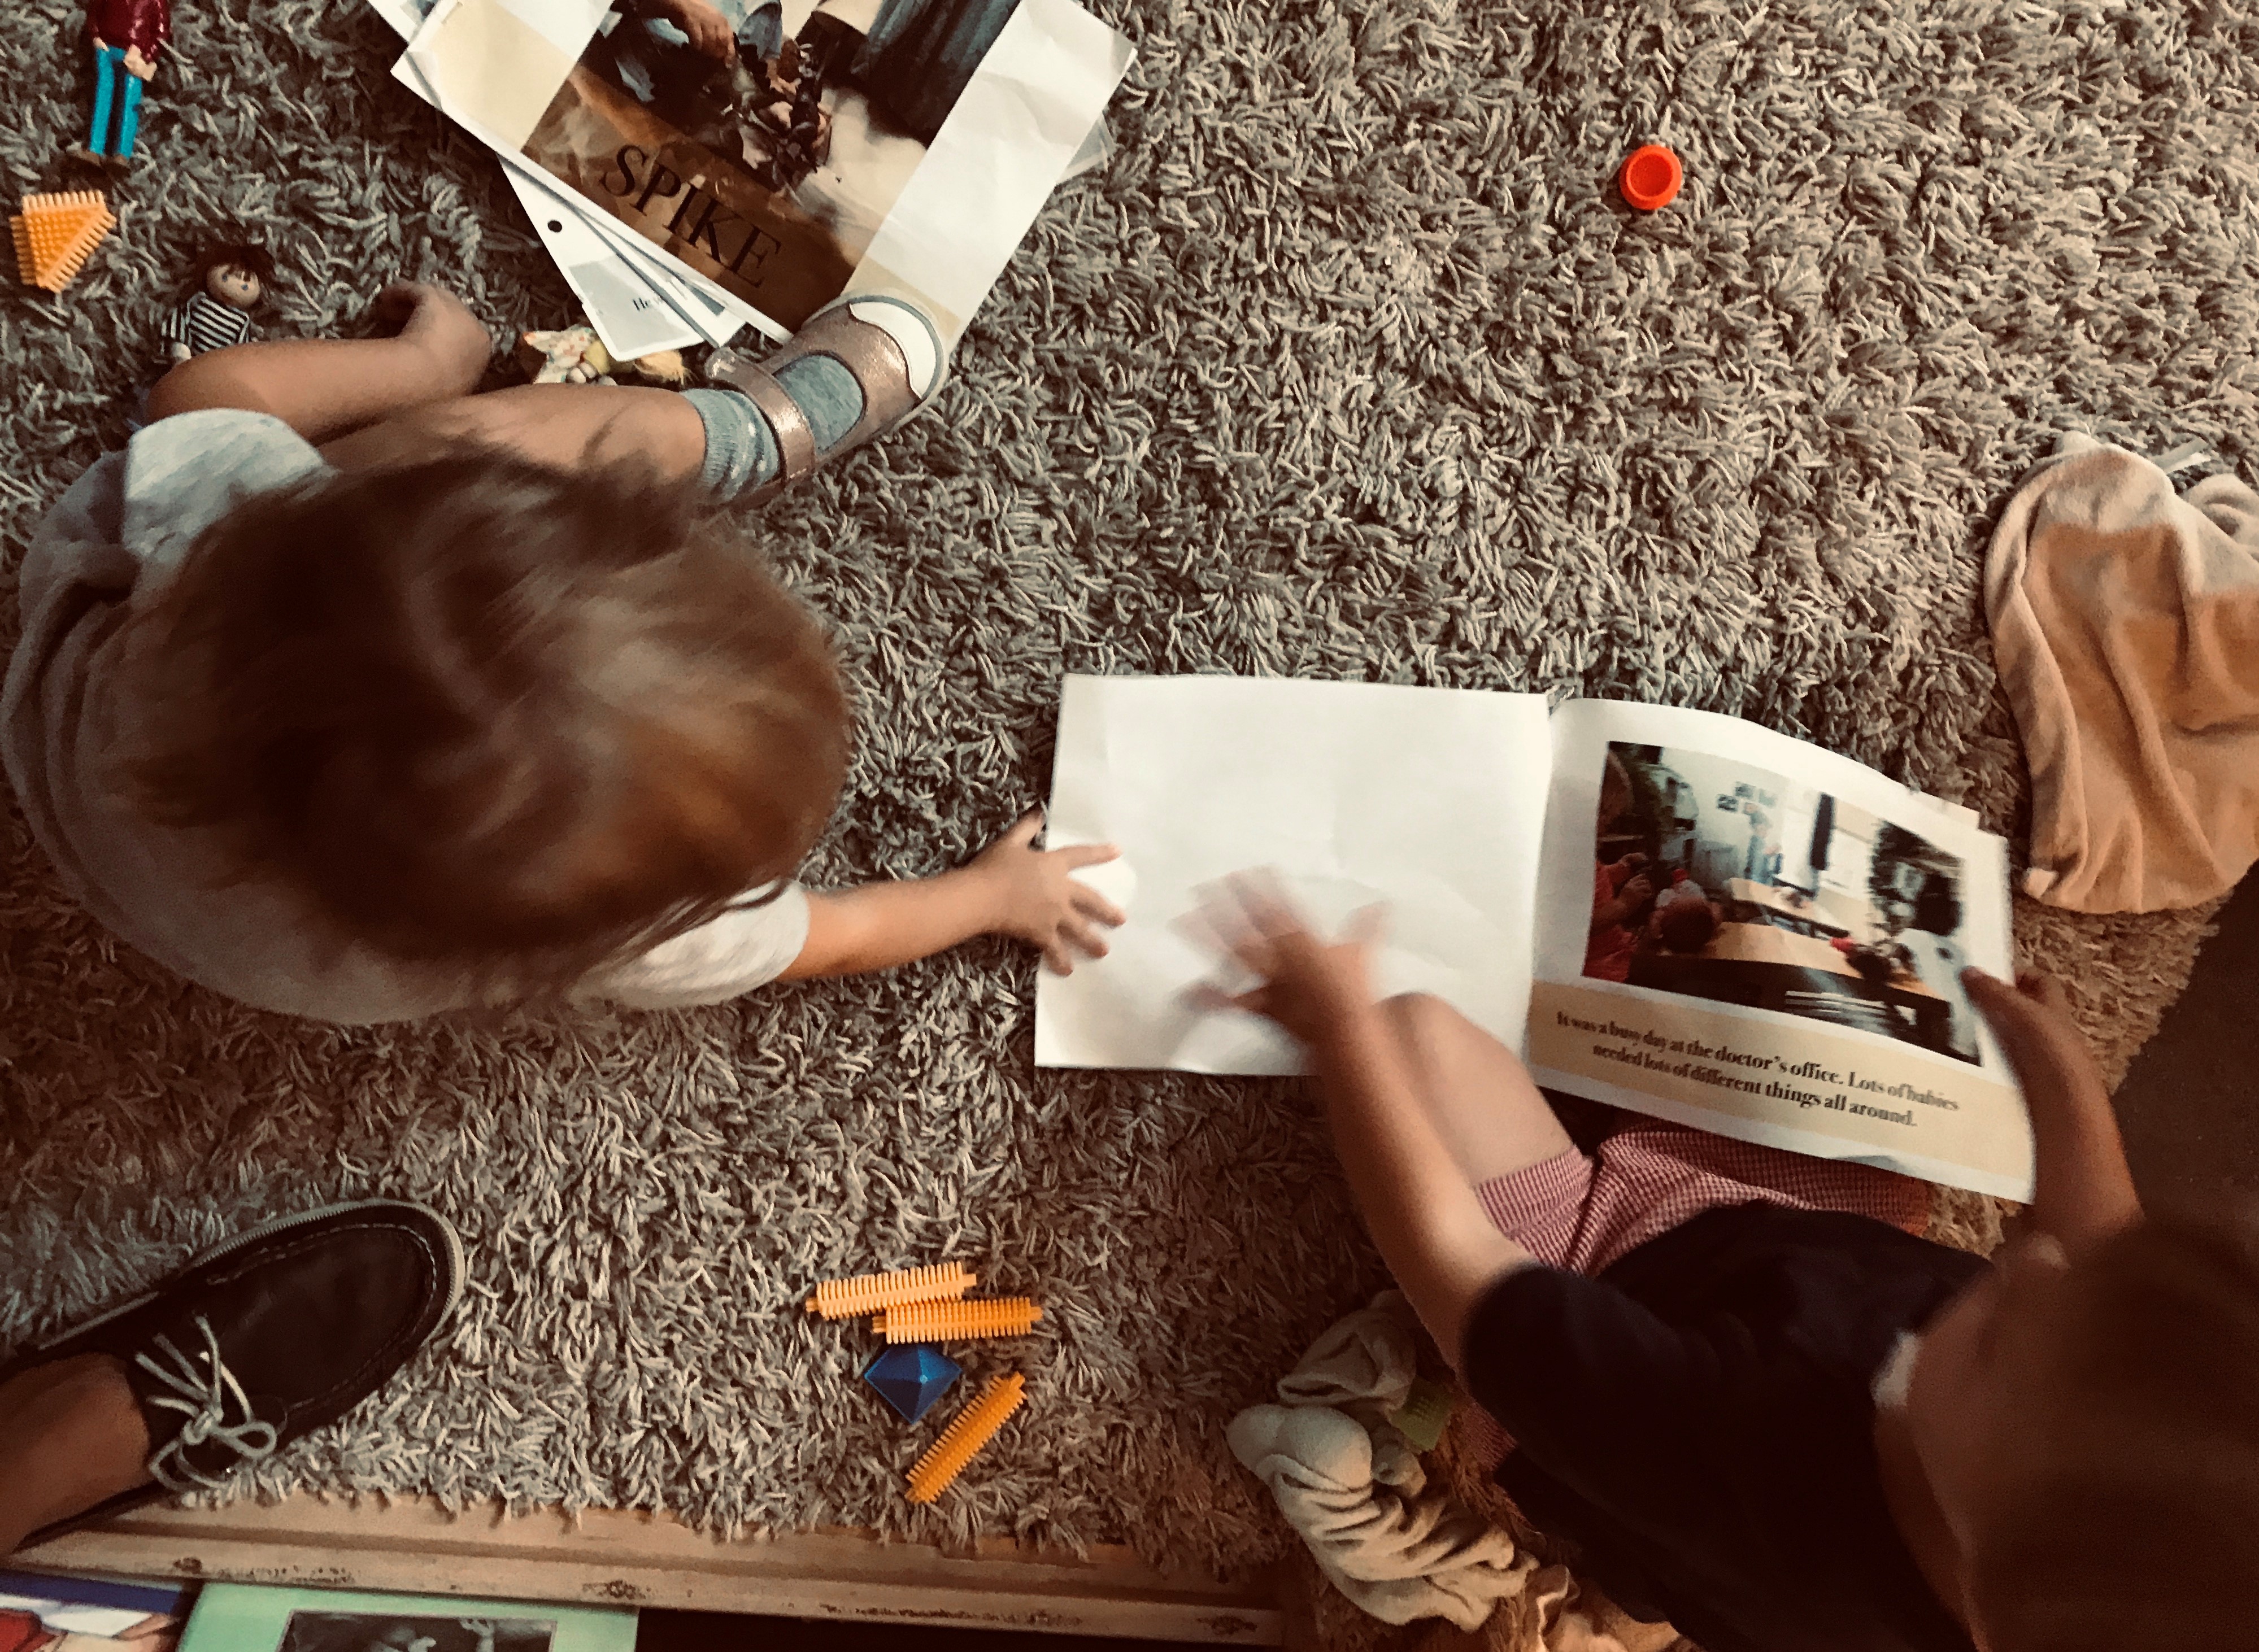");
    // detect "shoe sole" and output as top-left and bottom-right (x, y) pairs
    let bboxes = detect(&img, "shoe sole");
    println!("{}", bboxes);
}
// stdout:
(10, 1198), (467, 1361)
